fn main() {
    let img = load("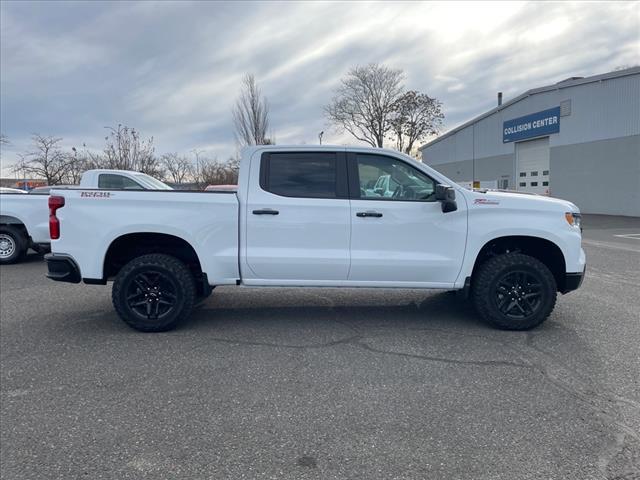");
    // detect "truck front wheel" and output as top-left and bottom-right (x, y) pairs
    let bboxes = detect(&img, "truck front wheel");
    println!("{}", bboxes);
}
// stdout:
(112, 254), (196, 332)
(472, 252), (557, 330)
